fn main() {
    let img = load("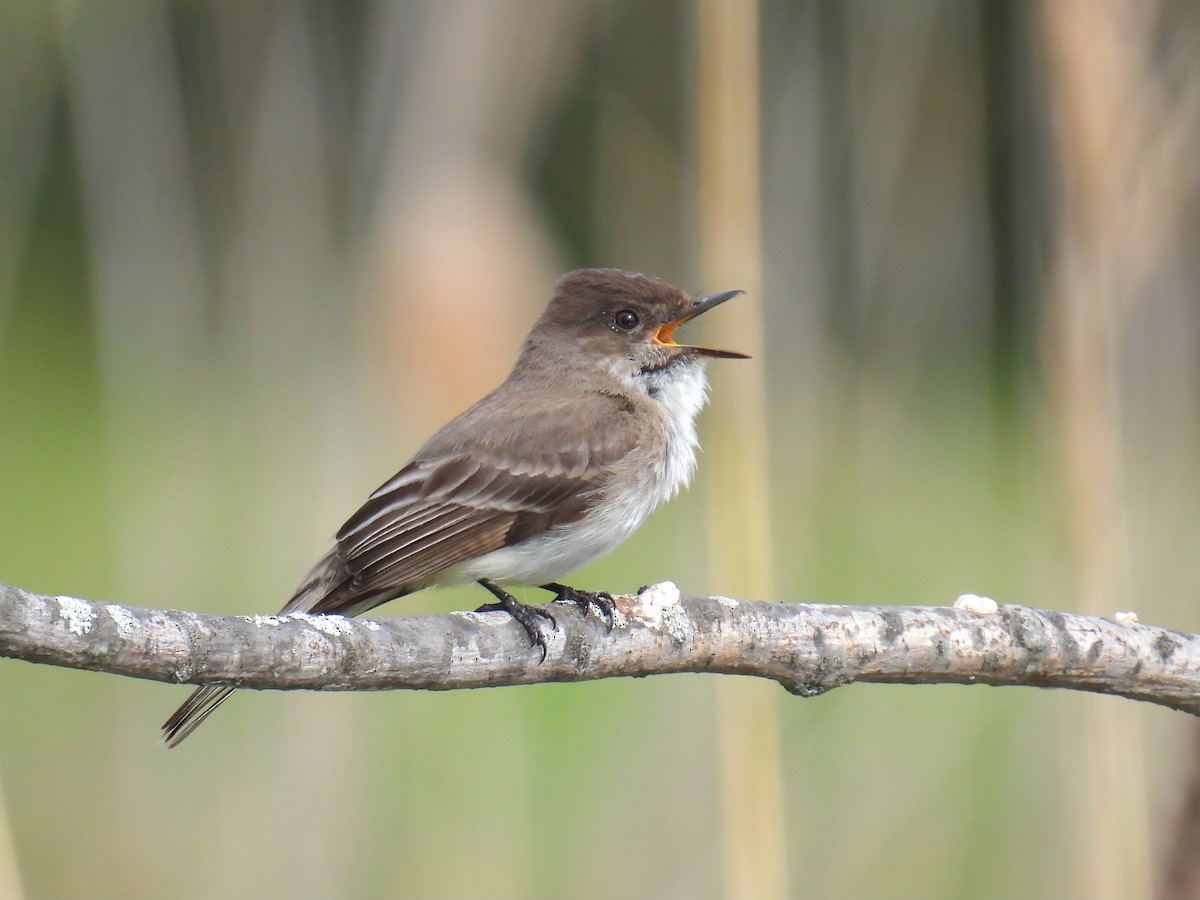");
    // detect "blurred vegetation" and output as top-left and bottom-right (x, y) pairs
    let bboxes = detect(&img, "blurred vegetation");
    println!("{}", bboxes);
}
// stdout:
(1, 1), (1199, 898)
